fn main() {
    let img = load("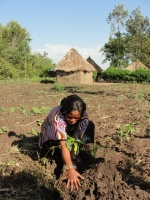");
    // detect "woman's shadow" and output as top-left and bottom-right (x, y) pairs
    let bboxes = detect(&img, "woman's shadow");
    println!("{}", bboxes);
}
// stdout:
(9, 121), (104, 179)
